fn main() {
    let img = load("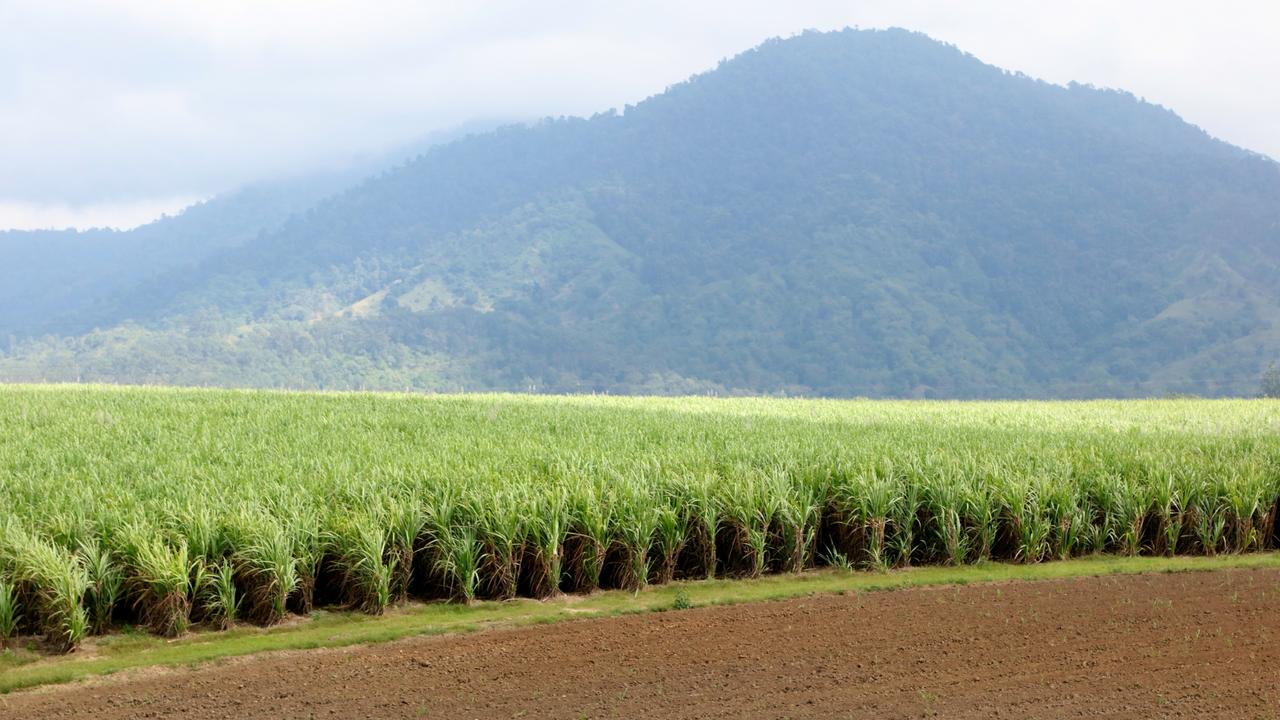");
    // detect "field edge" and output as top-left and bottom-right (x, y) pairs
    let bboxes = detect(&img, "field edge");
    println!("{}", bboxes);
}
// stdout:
(3, 552), (1279, 695)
